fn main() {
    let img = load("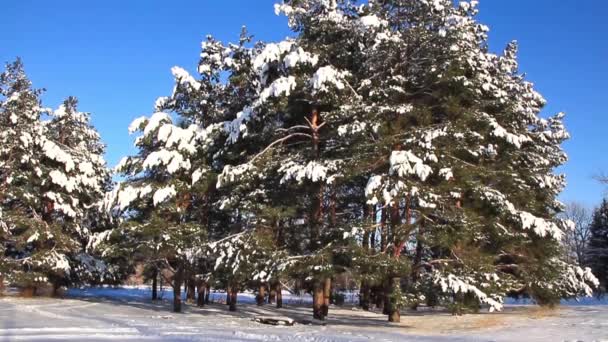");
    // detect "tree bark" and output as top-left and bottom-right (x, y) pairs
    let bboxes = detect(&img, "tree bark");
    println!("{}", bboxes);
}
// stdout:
(412, 222), (424, 283)
(52, 281), (61, 297)
(359, 280), (370, 311)
(268, 283), (276, 304)
(205, 283), (210, 304)
(173, 263), (183, 313)
(229, 286), (238, 311)
(388, 277), (401, 323)
(322, 277), (331, 317)
(197, 281), (206, 307)
(226, 286), (232, 306)
(380, 208), (388, 251)
(256, 283), (266, 306)
(312, 281), (324, 320)
(382, 280), (391, 315)
(275, 282), (283, 308)
(375, 286), (385, 311)
(186, 277), (196, 303)
(152, 269), (158, 300)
